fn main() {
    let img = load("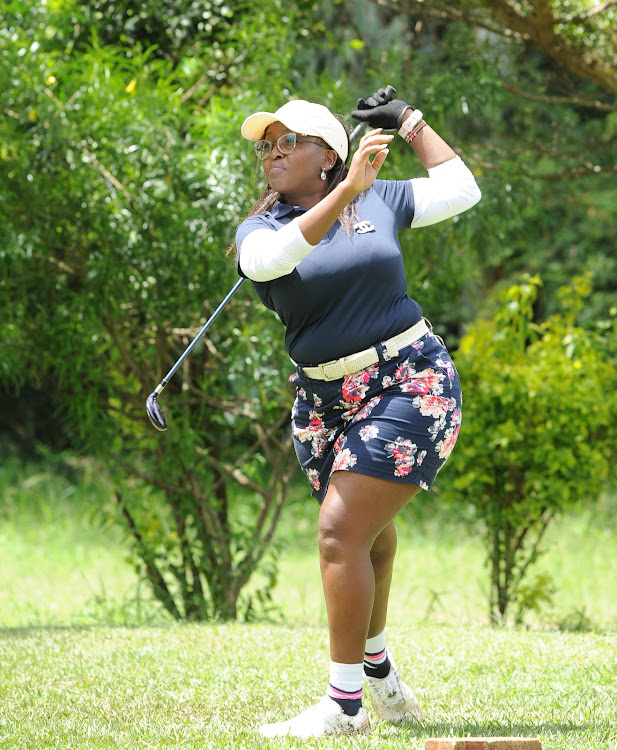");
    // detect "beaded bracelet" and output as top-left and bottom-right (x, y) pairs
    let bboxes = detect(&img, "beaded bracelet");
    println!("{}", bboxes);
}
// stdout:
(405, 120), (427, 143)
